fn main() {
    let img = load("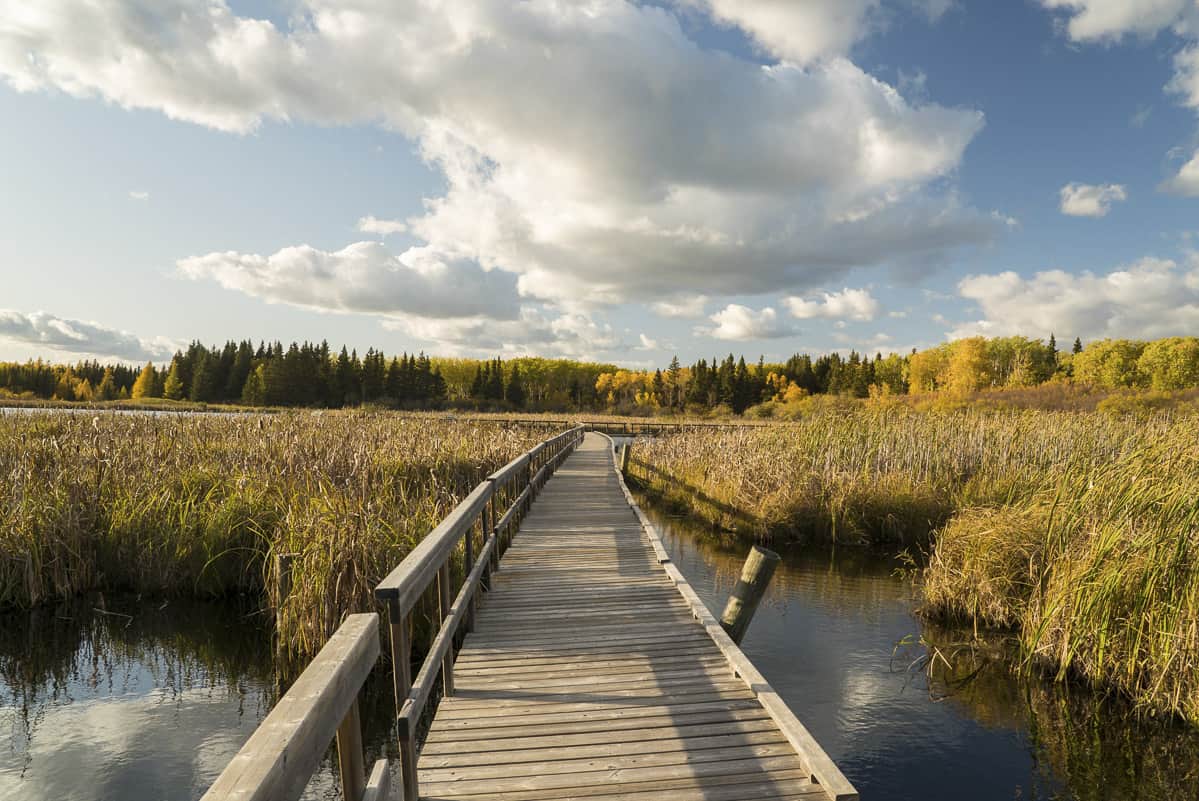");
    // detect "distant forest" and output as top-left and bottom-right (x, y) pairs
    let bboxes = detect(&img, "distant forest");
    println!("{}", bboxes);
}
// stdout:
(1, 334), (1197, 414)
